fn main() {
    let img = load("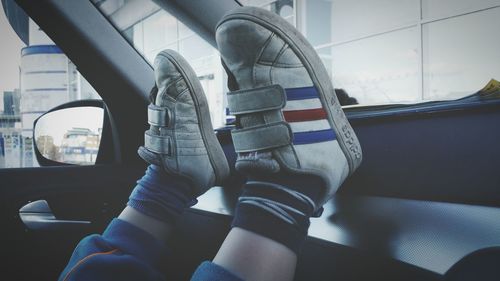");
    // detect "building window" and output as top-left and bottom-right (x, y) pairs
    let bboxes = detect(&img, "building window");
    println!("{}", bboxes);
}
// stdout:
(247, 0), (500, 105)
